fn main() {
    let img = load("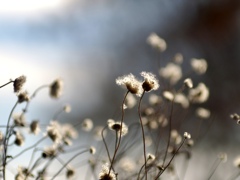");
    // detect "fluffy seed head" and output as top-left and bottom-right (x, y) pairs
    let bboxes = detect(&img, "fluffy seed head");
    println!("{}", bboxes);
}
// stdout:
(89, 146), (96, 155)
(66, 168), (75, 179)
(82, 118), (93, 132)
(159, 63), (182, 85)
(147, 33), (167, 52)
(17, 91), (29, 103)
(163, 91), (174, 101)
(184, 78), (193, 89)
(107, 119), (128, 137)
(15, 132), (25, 146)
(141, 71), (159, 92)
(50, 79), (63, 99)
(196, 108), (211, 119)
(184, 132), (191, 139)
(99, 163), (116, 180)
(116, 73), (143, 96)
(191, 58), (208, 75)
(188, 83), (209, 103)
(13, 75), (26, 93)
(30, 120), (41, 135)
(234, 156), (240, 168)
